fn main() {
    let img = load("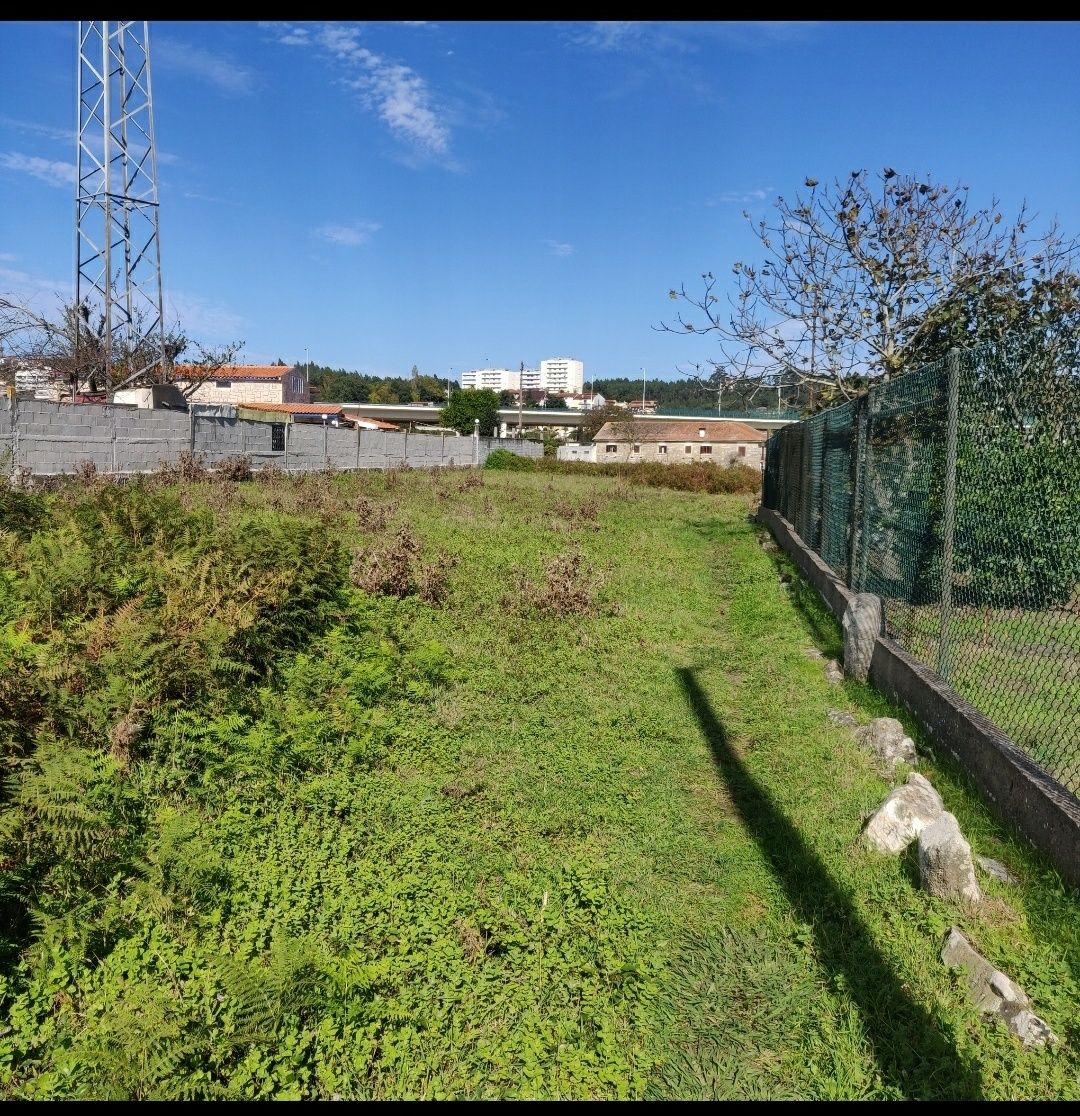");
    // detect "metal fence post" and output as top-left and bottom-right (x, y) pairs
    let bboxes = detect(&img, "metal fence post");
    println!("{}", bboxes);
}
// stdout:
(323, 417), (329, 466)
(848, 395), (869, 590)
(355, 422), (361, 469)
(937, 348), (962, 681)
(403, 426), (408, 467)
(283, 421), (289, 471)
(188, 408), (196, 454)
